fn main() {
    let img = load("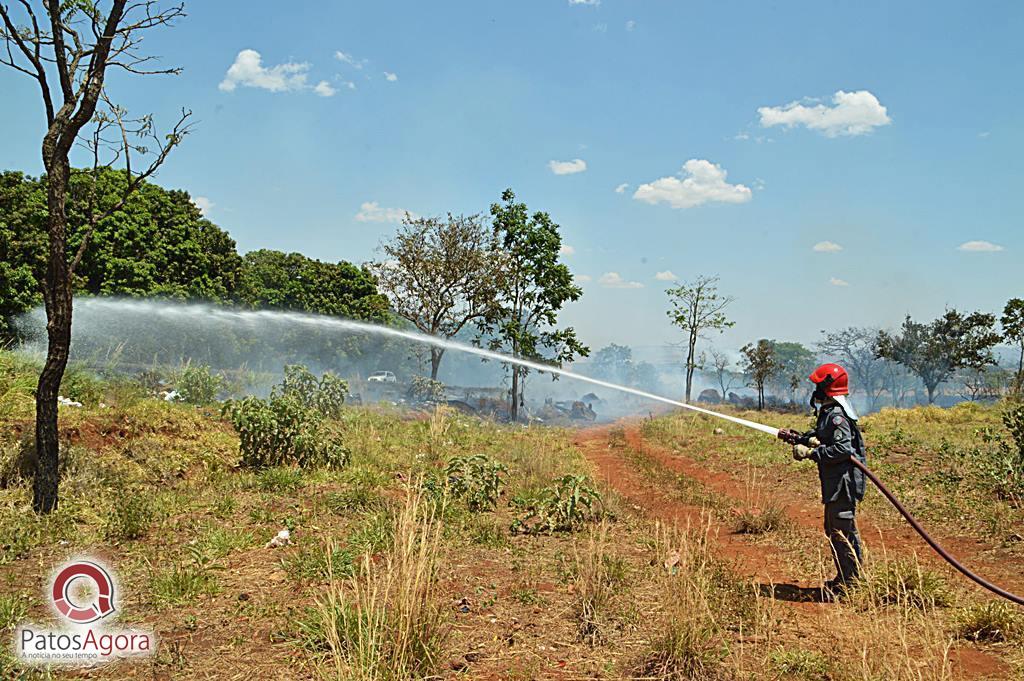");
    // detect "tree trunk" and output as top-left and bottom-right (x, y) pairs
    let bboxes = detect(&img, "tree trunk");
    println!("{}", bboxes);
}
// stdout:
(926, 383), (937, 404)
(429, 347), (445, 381)
(509, 366), (519, 422)
(33, 158), (73, 514)
(684, 330), (697, 403)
